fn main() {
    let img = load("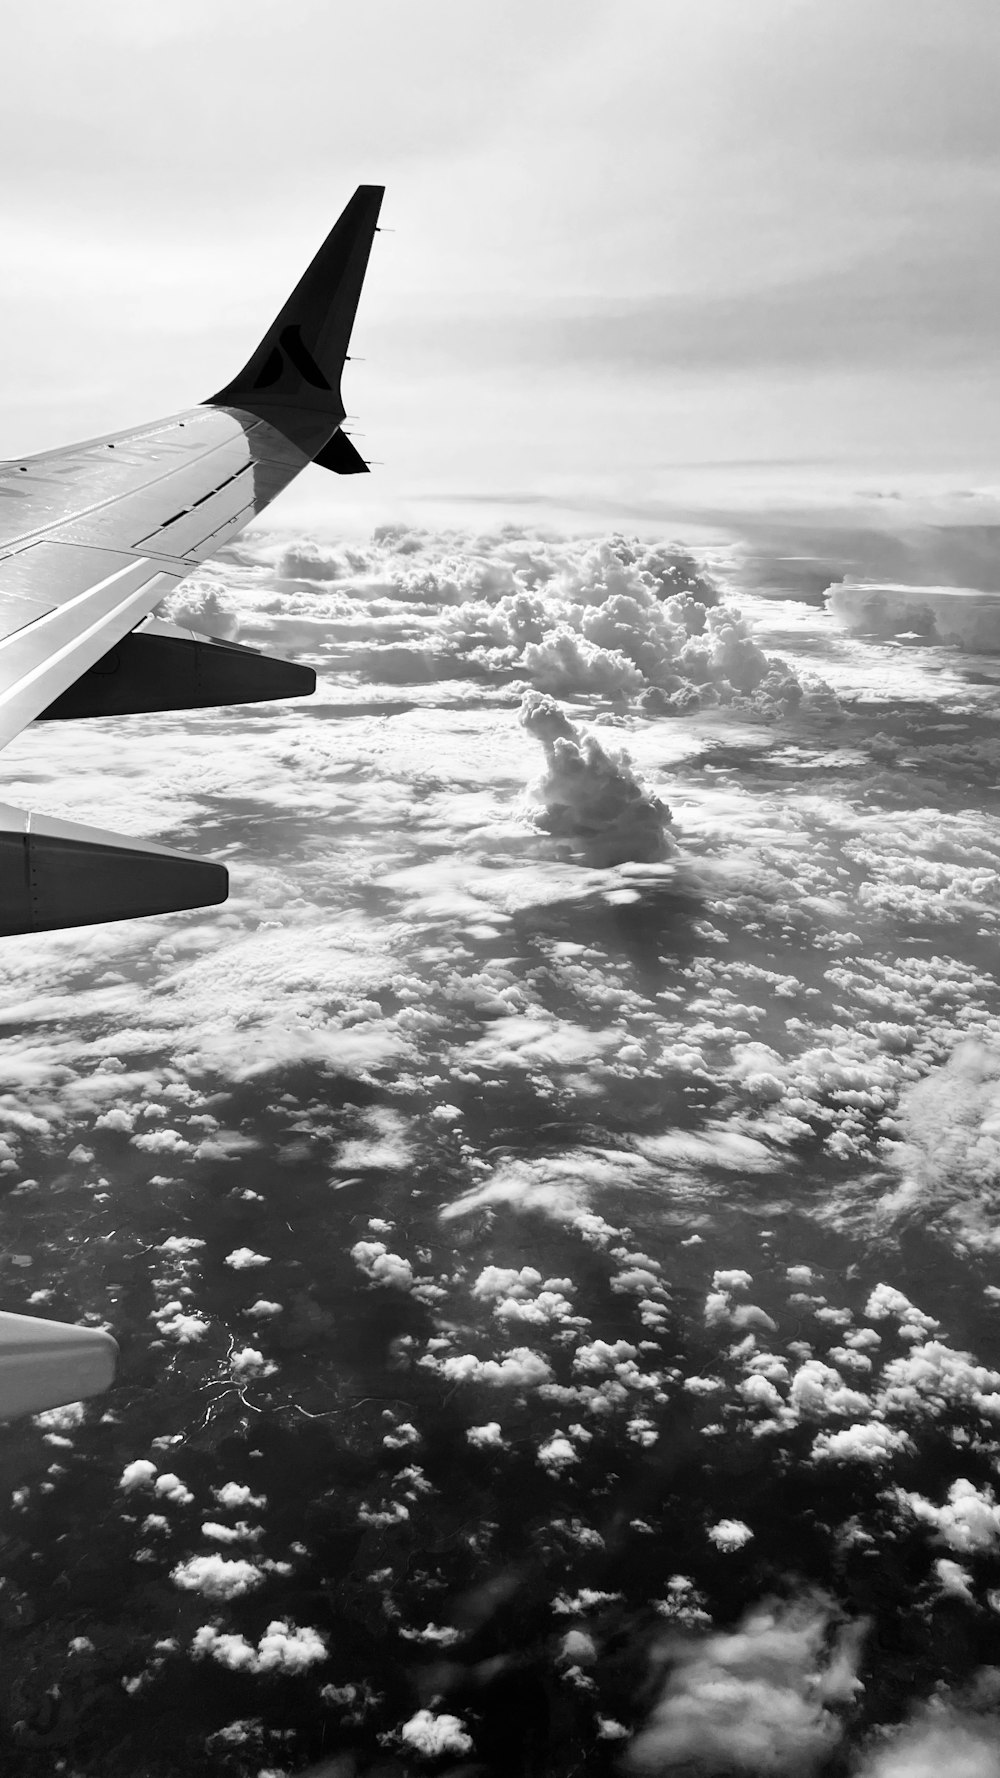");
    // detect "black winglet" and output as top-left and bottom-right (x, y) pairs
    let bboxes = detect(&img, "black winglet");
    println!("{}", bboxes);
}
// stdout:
(314, 430), (370, 475)
(205, 185), (384, 457)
